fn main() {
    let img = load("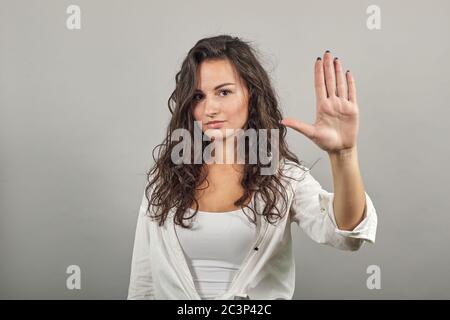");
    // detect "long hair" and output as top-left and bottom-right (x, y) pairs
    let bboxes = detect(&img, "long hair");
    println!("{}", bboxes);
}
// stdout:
(145, 34), (310, 228)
